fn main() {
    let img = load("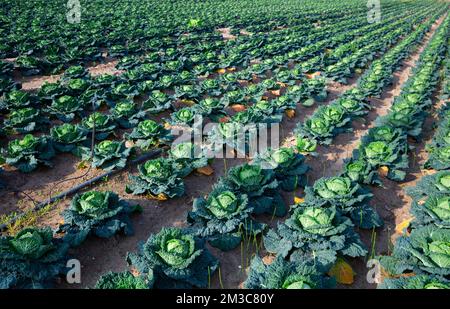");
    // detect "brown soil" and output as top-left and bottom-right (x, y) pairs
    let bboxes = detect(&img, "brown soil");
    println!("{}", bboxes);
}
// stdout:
(0, 16), (445, 289)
